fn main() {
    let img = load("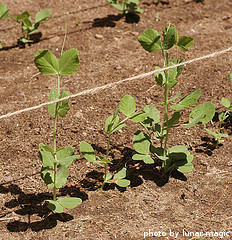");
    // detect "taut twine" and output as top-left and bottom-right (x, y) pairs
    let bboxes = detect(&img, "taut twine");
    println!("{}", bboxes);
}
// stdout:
(0, 46), (232, 120)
